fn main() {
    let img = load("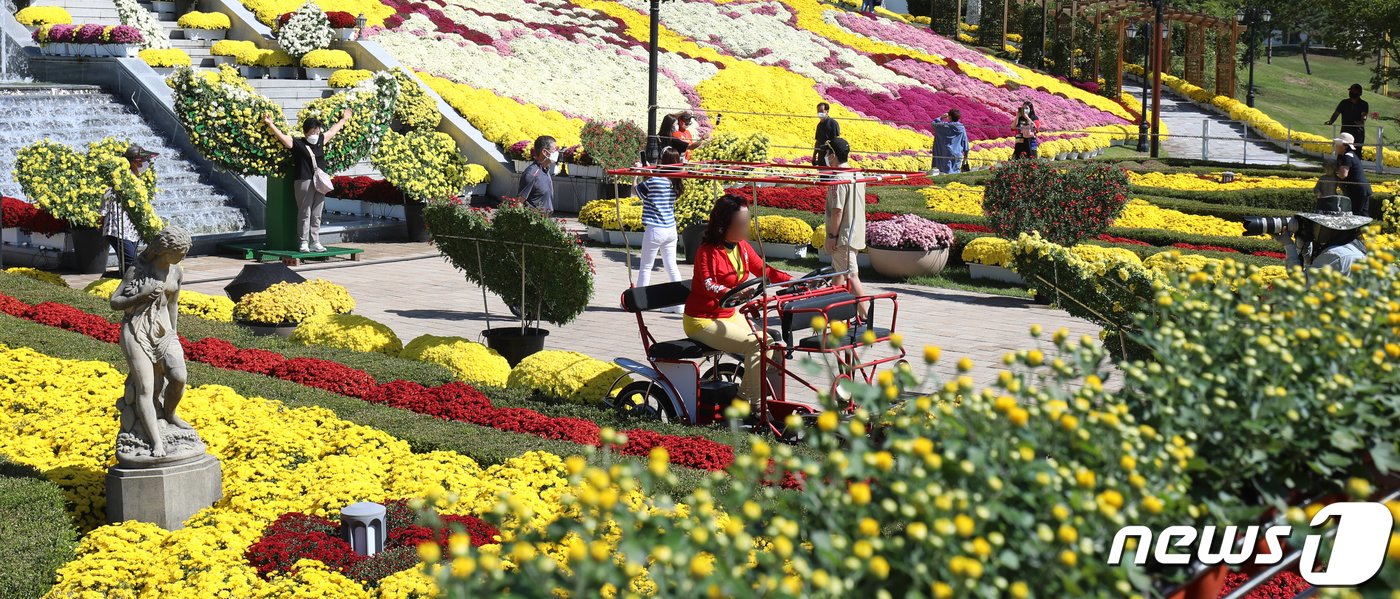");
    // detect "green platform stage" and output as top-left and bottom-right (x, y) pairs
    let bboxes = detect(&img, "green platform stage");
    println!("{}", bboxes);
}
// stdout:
(221, 175), (366, 266)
